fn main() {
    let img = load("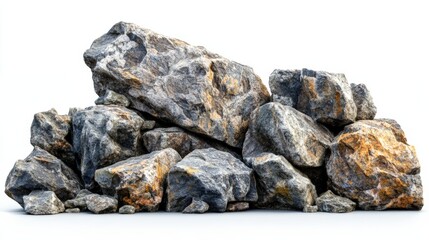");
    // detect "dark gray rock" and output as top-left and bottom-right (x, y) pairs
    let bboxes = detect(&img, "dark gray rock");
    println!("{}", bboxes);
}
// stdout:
(86, 194), (118, 214)
(269, 69), (301, 107)
(316, 190), (356, 213)
(244, 153), (317, 210)
(243, 102), (333, 167)
(119, 205), (136, 214)
(166, 148), (257, 212)
(351, 83), (377, 120)
(65, 208), (80, 213)
(5, 147), (82, 207)
(23, 191), (65, 215)
(182, 199), (209, 214)
(30, 109), (77, 170)
(84, 22), (270, 148)
(72, 105), (155, 189)
(226, 202), (249, 212)
(95, 148), (181, 212)
(95, 89), (130, 107)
